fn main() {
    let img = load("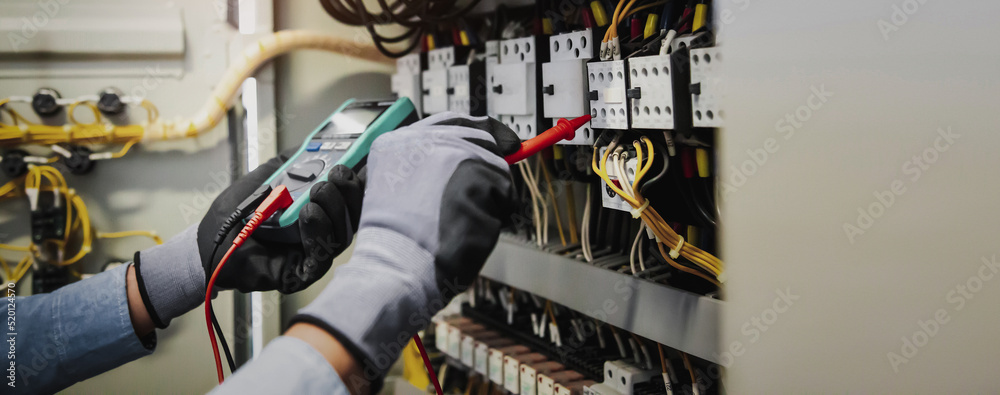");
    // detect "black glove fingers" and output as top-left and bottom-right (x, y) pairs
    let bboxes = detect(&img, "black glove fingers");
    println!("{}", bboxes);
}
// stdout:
(326, 164), (364, 231)
(432, 116), (521, 156)
(298, 201), (344, 264)
(287, 202), (340, 292)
